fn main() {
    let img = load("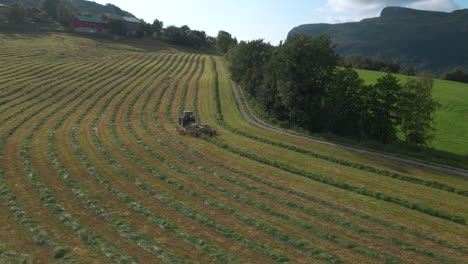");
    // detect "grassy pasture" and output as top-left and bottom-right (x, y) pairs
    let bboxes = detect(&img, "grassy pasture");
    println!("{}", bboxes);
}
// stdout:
(0, 32), (467, 263)
(356, 69), (468, 156)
